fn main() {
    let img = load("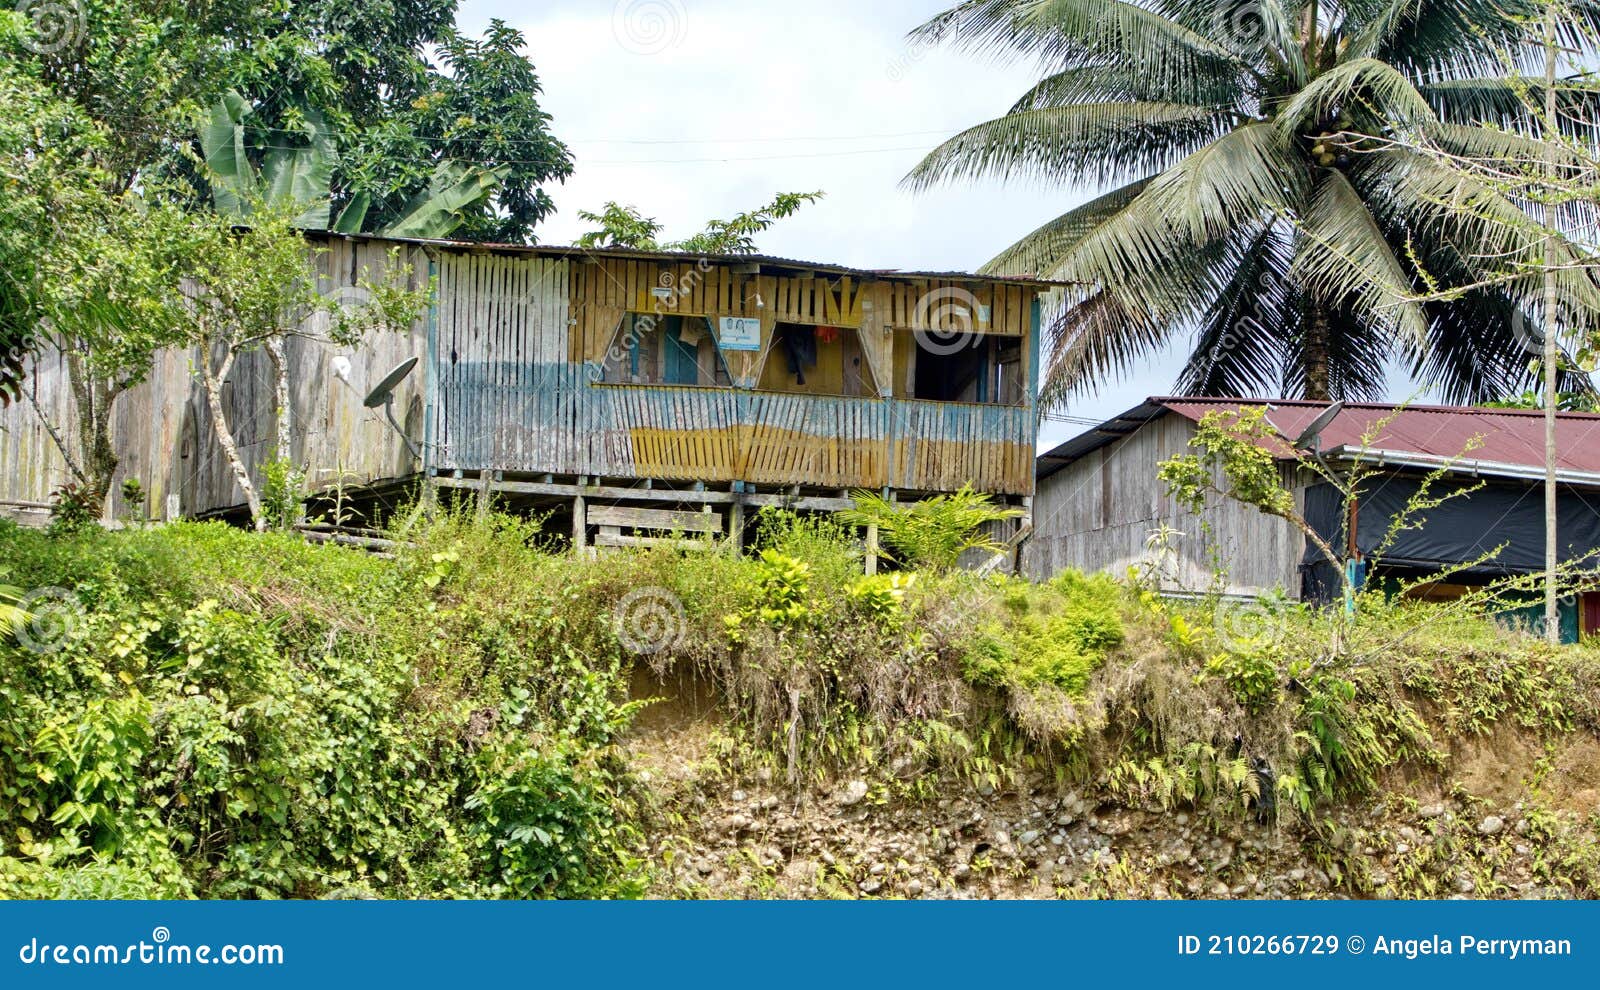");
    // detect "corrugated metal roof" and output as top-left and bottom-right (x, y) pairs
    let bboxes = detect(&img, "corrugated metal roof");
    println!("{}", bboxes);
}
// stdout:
(1159, 397), (1600, 473)
(1037, 396), (1600, 479)
(317, 231), (1066, 287)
